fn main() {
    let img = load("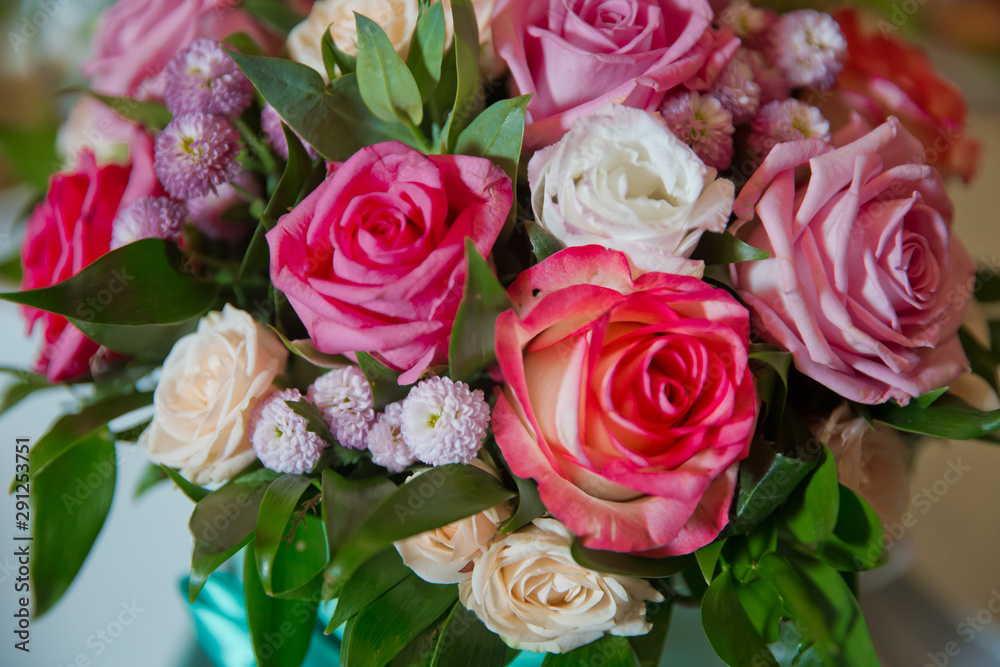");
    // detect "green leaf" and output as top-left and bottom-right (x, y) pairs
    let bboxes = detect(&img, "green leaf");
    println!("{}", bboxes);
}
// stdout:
(756, 552), (879, 666)
(959, 327), (999, 393)
(570, 538), (691, 578)
(449, 239), (514, 379)
(240, 0), (306, 35)
(255, 475), (314, 593)
(731, 453), (818, 535)
(322, 470), (397, 564)
(356, 351), (412, 409)
(161, 465), (211, 502)
(0, 372), (53, 417)
(541, 635), (637, 667)
(431, 604), (507, 667)
(244, 541), (316, 667)
(321, 26), (357, 79)
(189, 477), (272, 601)
(31, 430), (116, 617)
(342, 573), (458, 667)
(230, 52), (414, 161)
(702, 570), (779, 667)
(389, 610), (448, 667)
(74, 89), (172, 130)
(695, 539), (727, 584)
(748, 345), (792, 434)
(690, 231), (769, 265)
(406, 2), (446, 102)
(780, 445), (839, 545)
(0, 239), (214, 326)
(453, 95), (528, 202)
(498, 472), (544, 535)
(868, 393), (1000, 439)
(269, 513), (329, 597)
(441, 0), (480, 149)
(736, 577), (783, 643)
(268, 325), (350, 368)
(326, 548), (410, 632)
(0, 122), (58, 191)
(75, 316), (202, 360)
(629, 596), (672, 667)
(133, 463), (168, 499)
(355, 13), (424, 125)
(914, 387), (949, 409)
(820, 486), (886, 572)
(327, 465), (515, 584)
(527, 222), (565, 264)
(0, 252), (24, 284)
